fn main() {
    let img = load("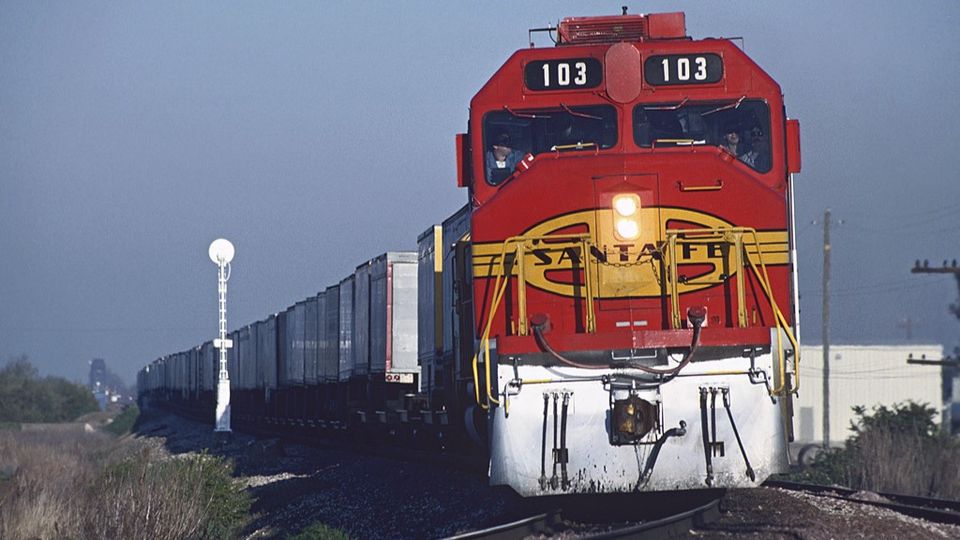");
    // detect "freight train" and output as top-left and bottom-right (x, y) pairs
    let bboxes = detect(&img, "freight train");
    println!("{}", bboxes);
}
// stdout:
(139, 10), (802, 496)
